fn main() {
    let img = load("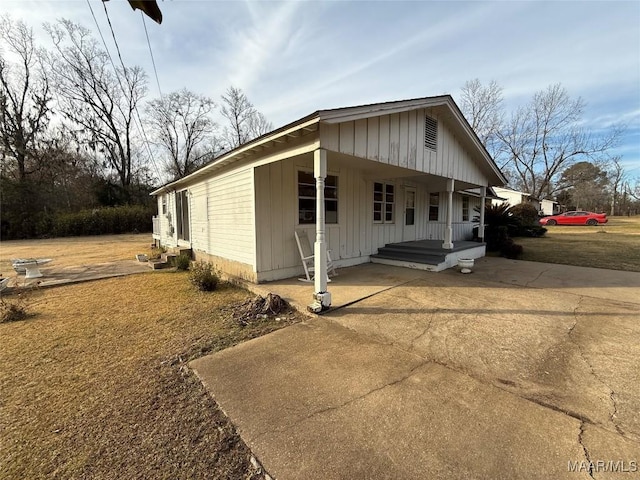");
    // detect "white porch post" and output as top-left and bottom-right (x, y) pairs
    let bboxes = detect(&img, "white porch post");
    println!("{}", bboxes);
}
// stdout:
(442, 178), (454, 249)
(308, 148), (331, 313)
(479, 186), (486, 242)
